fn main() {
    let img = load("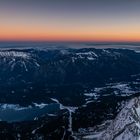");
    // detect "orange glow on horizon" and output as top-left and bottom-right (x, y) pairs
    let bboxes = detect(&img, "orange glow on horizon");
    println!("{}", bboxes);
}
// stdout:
(0, 24), (140, 42)
(1, 34), (140, 42)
